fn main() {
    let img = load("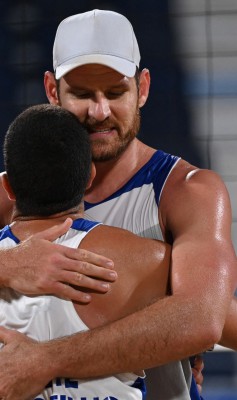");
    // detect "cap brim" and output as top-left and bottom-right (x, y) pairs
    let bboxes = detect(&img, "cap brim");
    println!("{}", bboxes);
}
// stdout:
(55, 54), (137, 79)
